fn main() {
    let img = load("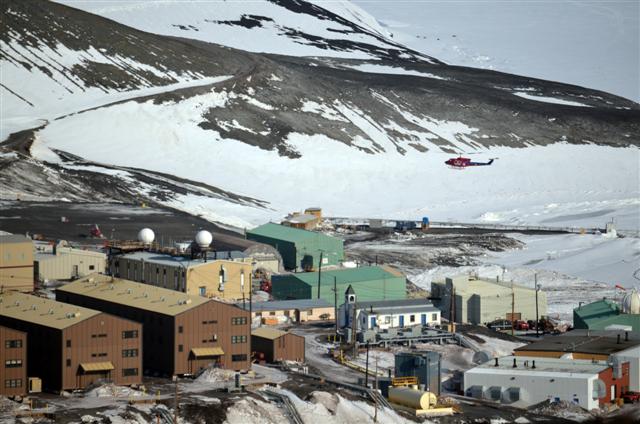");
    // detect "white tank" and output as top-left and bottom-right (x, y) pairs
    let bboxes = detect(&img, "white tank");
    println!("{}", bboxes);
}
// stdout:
(388, 387), (437, 410)
(137, 228), (155, 244)
(195, 230), (213, 248)
(622, 289), (640, 314)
